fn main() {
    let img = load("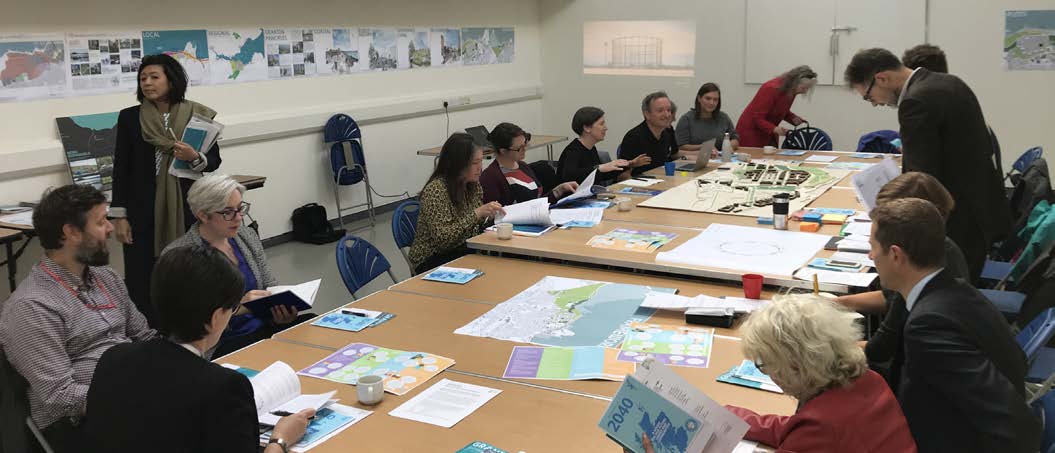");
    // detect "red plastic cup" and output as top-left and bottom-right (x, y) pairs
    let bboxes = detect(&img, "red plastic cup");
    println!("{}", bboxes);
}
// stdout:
(742, 274), (763, 299)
